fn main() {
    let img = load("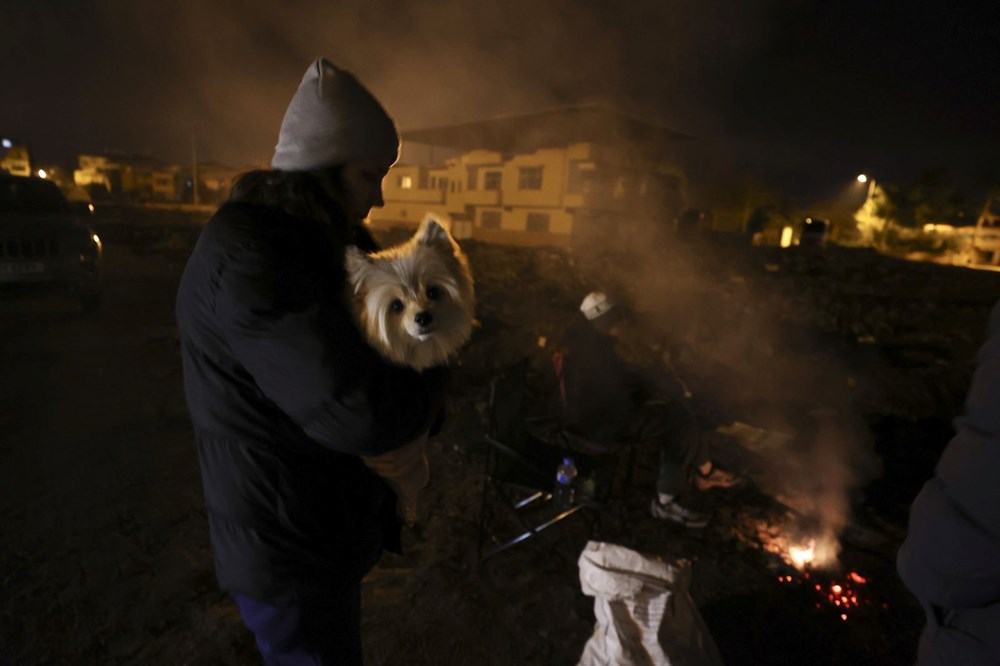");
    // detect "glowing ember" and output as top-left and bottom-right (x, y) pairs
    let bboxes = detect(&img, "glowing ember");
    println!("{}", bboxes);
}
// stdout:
(821, 572), (867, 618)
(777, 569), (877, 621)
